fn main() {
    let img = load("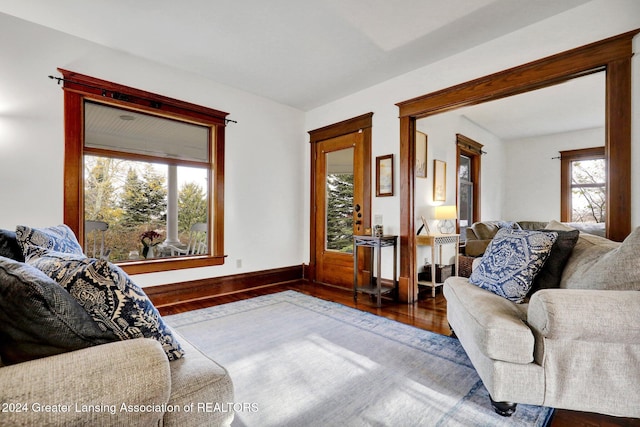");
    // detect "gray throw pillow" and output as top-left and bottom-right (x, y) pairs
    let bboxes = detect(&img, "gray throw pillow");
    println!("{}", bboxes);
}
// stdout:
(562, 226), (640, 290)
(0, 229), (24, 262)
(529, 229), (580, 294)
(0, 256), (118, 365)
